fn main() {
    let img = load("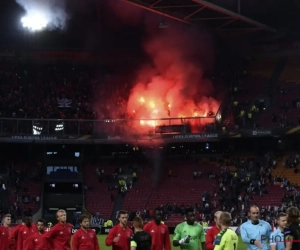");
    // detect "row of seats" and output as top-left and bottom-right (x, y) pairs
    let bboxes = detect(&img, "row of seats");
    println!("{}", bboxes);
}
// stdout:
(258, 56), (300, 128)
(5, 155), (291, 222)
(279, 56), (300, 83)
(123, 159), (222, 223)
(272, 155), (300, 186)
(248, 57), (279, 78)
(8, 161), (42, 218)
(225, 57), (277, 130)
(84, 162), (116, 219)
(120, 156), (288, 223)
